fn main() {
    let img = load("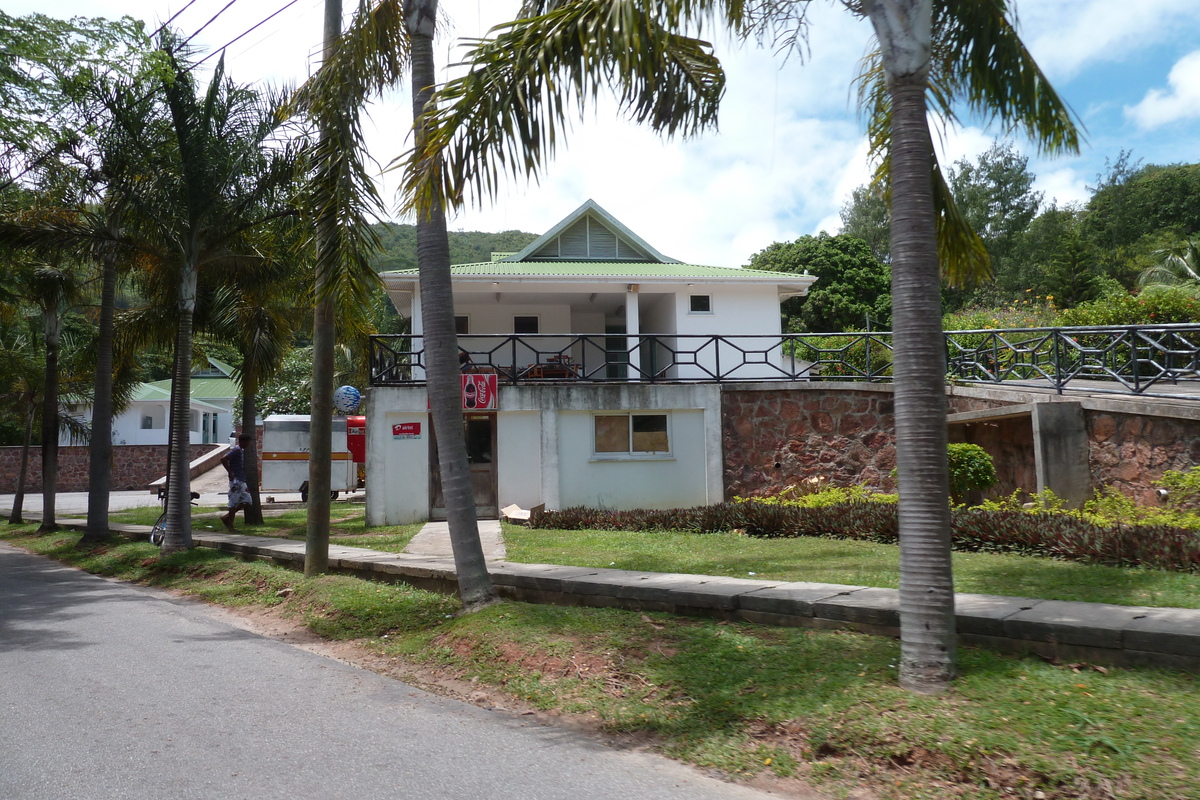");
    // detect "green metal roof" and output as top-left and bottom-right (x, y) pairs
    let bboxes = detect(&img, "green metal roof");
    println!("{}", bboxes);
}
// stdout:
(382, 261), (794, 280)
(144, 376), (239, 401)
